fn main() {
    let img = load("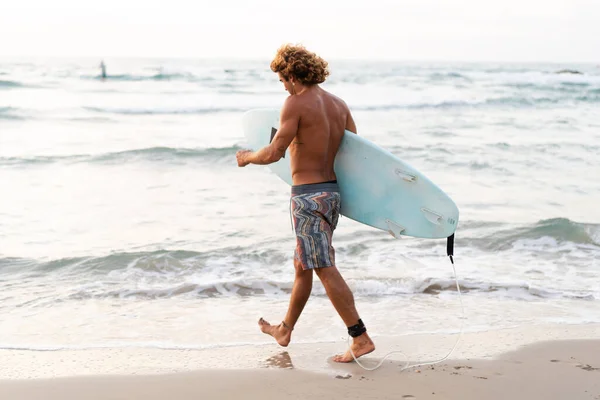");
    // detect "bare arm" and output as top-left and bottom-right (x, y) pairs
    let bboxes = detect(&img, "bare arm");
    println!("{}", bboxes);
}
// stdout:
(241, 97), (299, 165)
